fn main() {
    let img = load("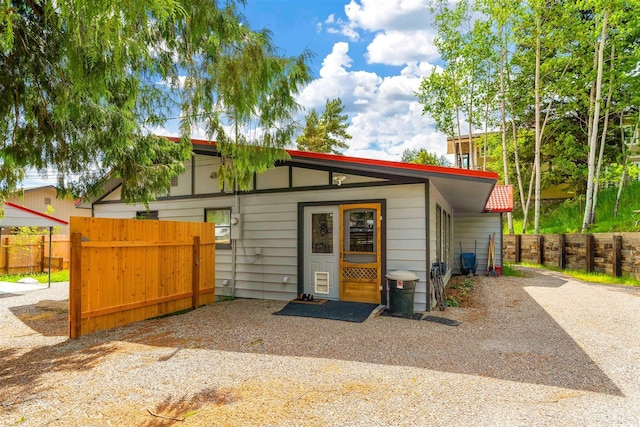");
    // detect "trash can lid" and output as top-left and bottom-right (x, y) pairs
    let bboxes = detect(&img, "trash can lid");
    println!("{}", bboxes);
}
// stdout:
(385, 270), (419, 281)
